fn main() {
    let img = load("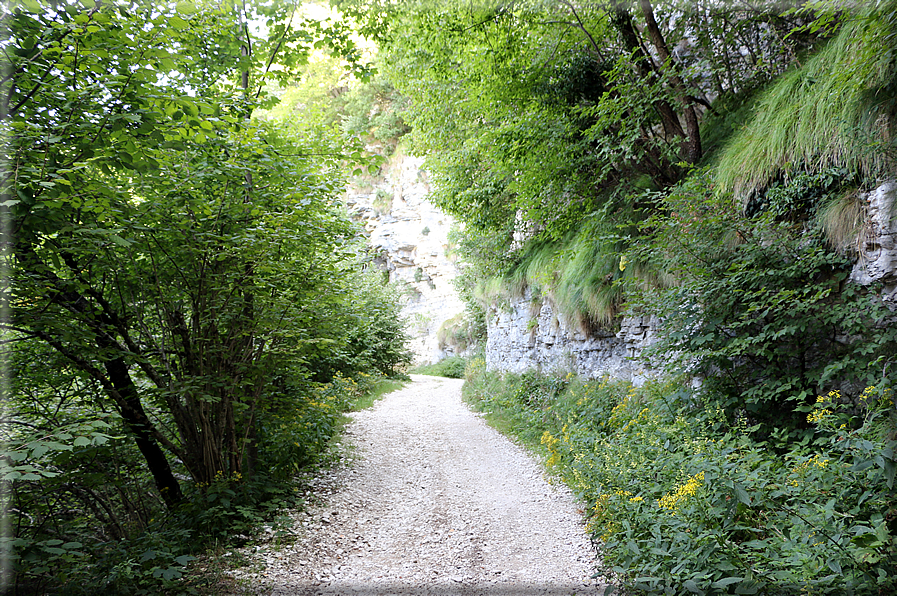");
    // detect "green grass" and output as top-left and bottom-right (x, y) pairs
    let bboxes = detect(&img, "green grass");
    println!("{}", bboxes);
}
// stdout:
(473, 215), (657, 331)
(716, 6), (897, 198)
(349, 377), (406, 411)
(818, 187), (867, 254)
(411, 356), (467, 378)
